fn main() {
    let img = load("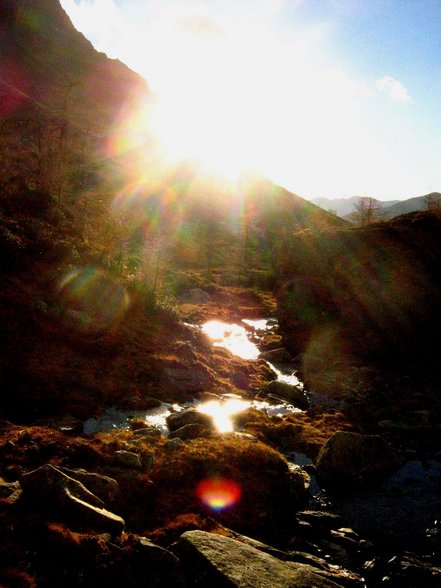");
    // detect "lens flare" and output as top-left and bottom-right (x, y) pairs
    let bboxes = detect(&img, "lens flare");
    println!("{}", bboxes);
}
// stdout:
(59, 267), (130, 332)
(196, 477), (242, 512)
